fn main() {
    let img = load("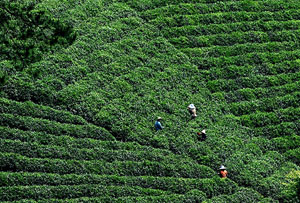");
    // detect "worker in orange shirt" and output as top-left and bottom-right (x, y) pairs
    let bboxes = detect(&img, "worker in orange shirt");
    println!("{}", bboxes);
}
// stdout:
(218, 165), (228, 178)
